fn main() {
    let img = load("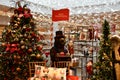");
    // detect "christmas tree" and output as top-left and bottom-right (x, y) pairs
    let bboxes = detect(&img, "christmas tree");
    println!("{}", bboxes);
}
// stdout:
(0, 2), (45, 80)
(91, 20), (114, 80)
